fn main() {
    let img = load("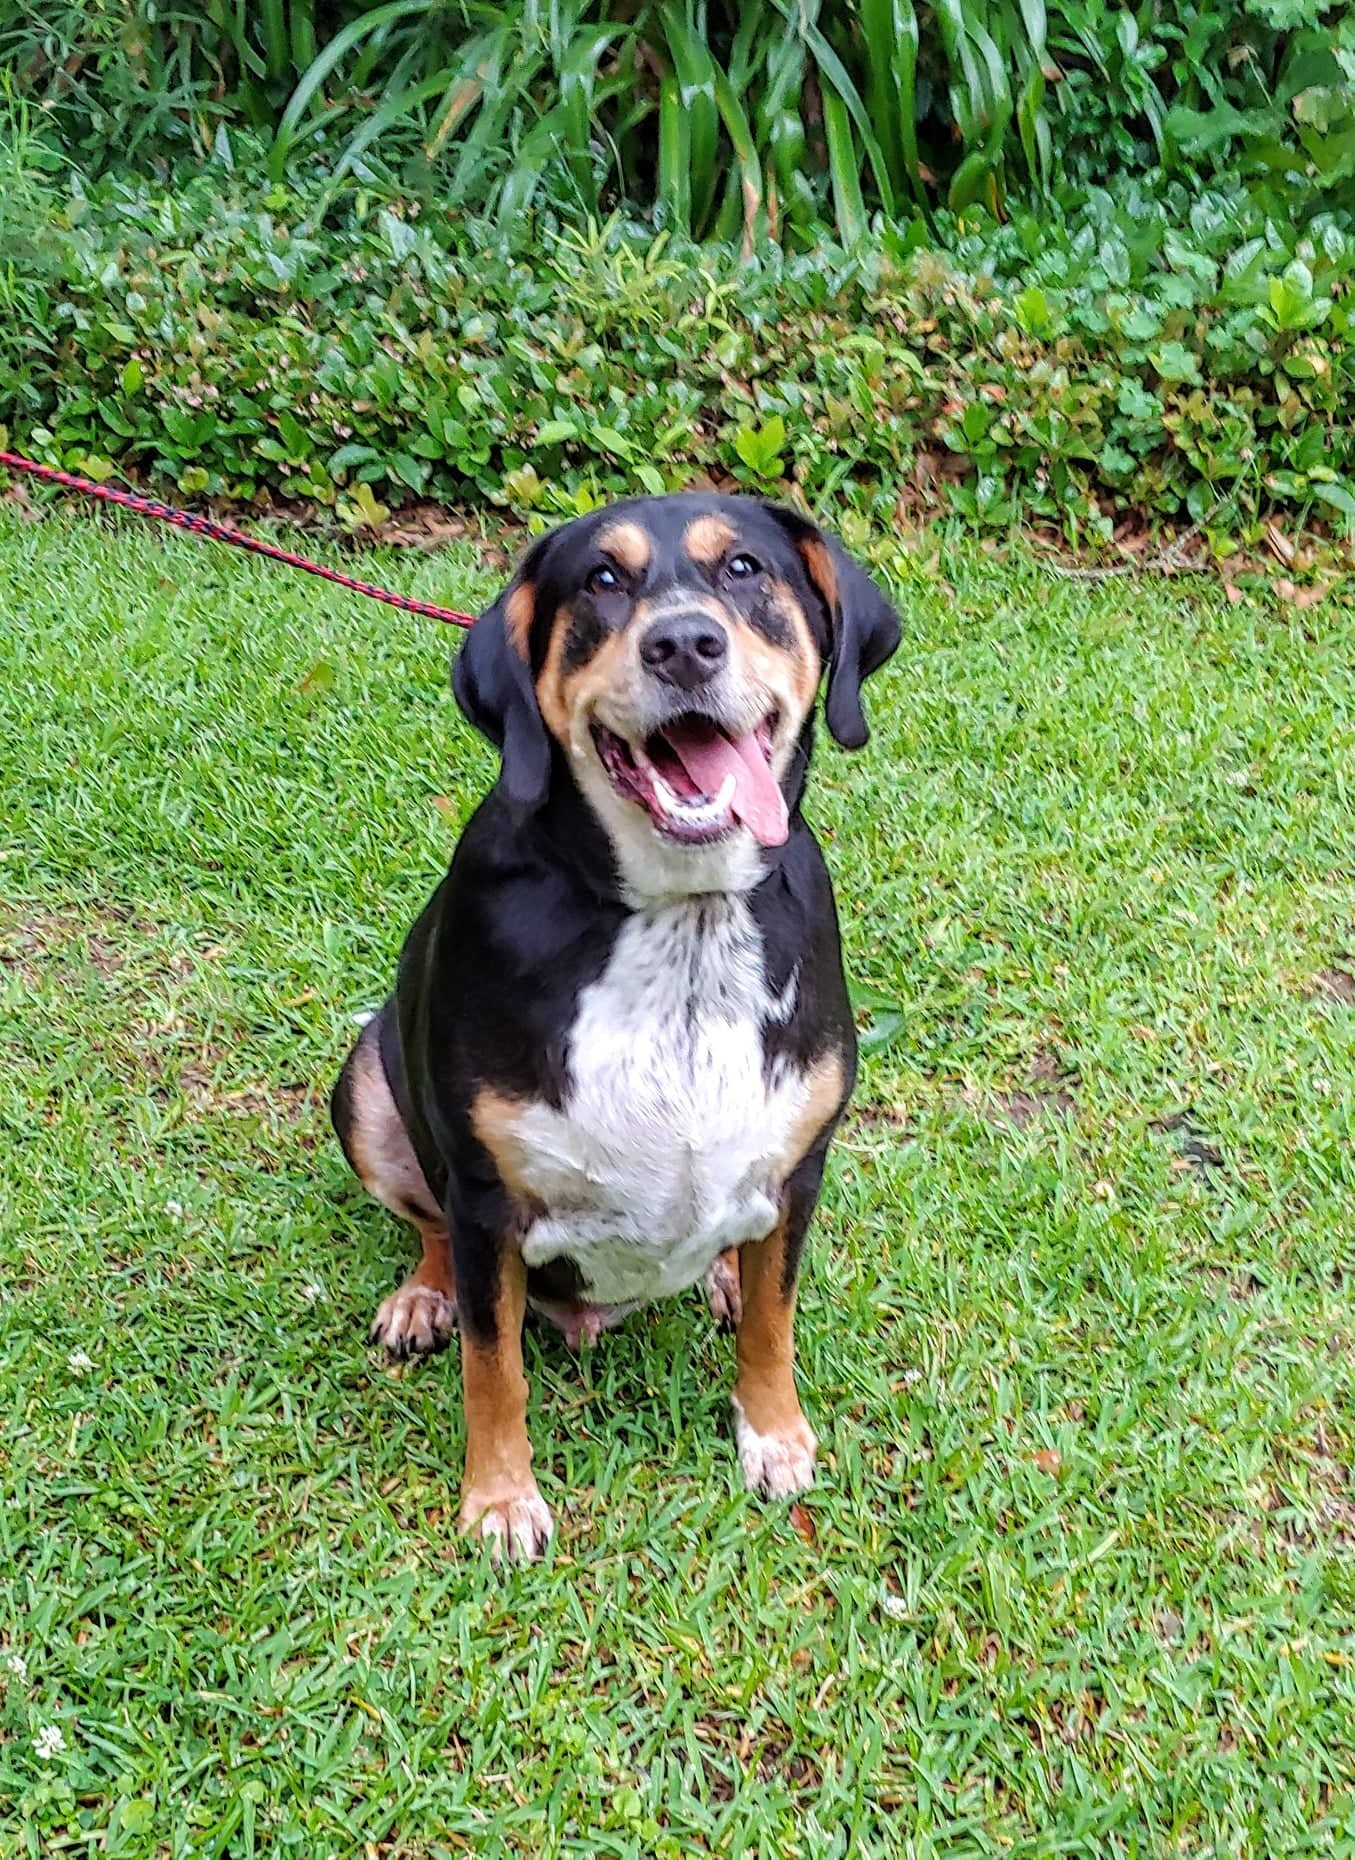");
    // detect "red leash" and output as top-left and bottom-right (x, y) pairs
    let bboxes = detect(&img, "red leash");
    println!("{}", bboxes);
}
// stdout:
(0, 451), (477, 628)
